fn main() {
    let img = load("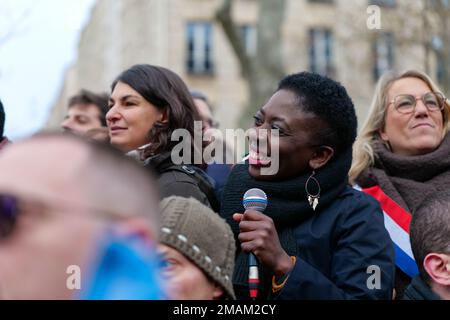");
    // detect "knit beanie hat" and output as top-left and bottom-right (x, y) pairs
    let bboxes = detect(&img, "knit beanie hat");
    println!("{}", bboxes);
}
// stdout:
(159, 196), (235, 299)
